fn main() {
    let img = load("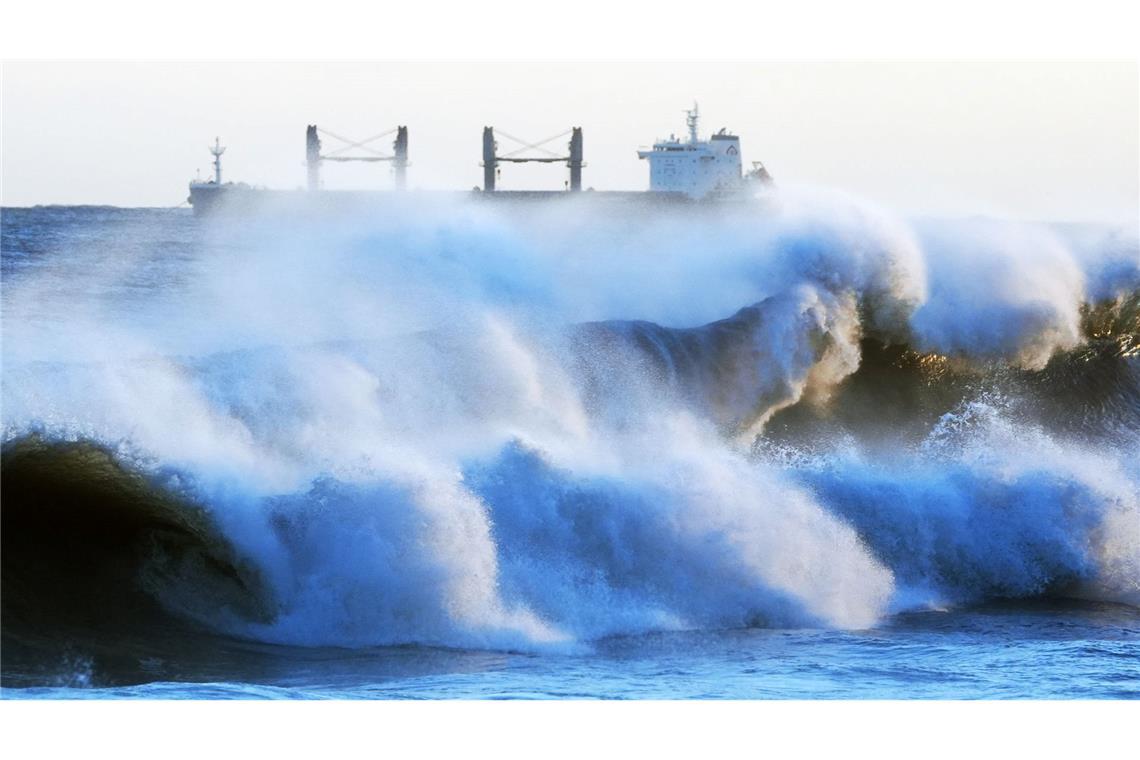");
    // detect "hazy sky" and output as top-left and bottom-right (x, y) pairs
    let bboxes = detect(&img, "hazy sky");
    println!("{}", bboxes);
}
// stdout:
(2, 62), (1137, 223)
